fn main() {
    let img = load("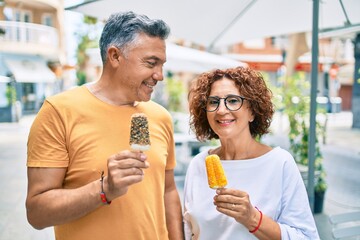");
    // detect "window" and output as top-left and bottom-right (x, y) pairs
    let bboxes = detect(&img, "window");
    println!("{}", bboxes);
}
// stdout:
(13, 9), (32, 22)
(42, 14), (53, 27)
(3, 7), (13, 21)
(12, 9), (32, 42)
